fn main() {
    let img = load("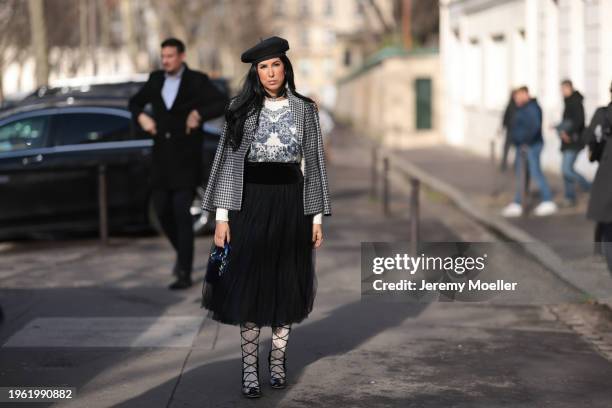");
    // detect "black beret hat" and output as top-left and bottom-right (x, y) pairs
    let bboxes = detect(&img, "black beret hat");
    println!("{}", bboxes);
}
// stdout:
(241, 36), (290, 64)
